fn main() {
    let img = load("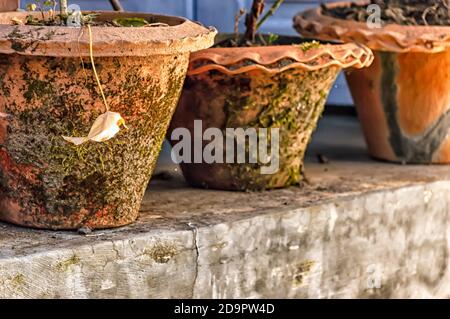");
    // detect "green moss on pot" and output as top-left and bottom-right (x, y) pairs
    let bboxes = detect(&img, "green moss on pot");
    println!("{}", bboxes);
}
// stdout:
(0, 53), (189, 229)
(169, 65), (340, 191)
